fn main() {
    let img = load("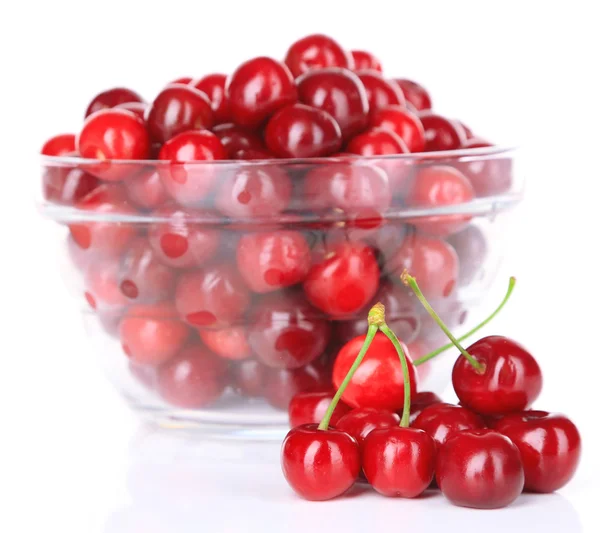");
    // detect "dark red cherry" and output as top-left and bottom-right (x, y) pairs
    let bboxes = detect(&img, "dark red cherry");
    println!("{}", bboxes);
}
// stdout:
(175, 263), (251, 328)
(281, 424), (360, 501)
(452, 336), (543, 416)
(447, 225), (488, 286)
(356, 71), (405, 115)
(191, 73), (230, 123)
(412, 403), (486, 447)
(336, 407), (399, 449)
(157, 345), (229, 408)
(394, 79), (431, 112)
(296, 67), (369, 139)
(419, 111), (466, 152)
(41, 133), (76, 156)
(85, 87), (143, 117)
(346, 127), (408, 156)
(288, 390), (351, 428)
(405, 391), (443, 424)
(284, 34), (353, 78)
(248, 291), (331, 369)
(304, 241), (379, 318)
(42, 163), (99, 206)
(146, 84), (214, 143)
(115, 101), (148, 121)
(495, 411), (581, 493)
(226, 57), (297, 128)
(264, 103), (342, 158)
(264, 361), (332, 409)
(436, 430), (524, 509)
(333, 332), (418, 411)
(350, 50), (382, 72)
(231, 359), (266, 397)
(123, 166), (168, 210)
(232, 147), (276, 160)
(370, 105), (425, 152)
(199, 327), (252, 360)
(212, 123), (264, 157)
